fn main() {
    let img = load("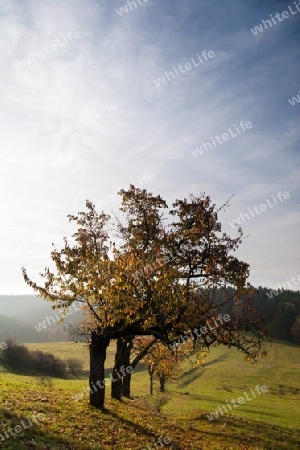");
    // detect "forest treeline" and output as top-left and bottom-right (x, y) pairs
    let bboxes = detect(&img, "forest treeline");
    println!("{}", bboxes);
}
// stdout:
(215, 286), (300, 343)
(0, 287), (299, 345)
(252, 287), (300, 343)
